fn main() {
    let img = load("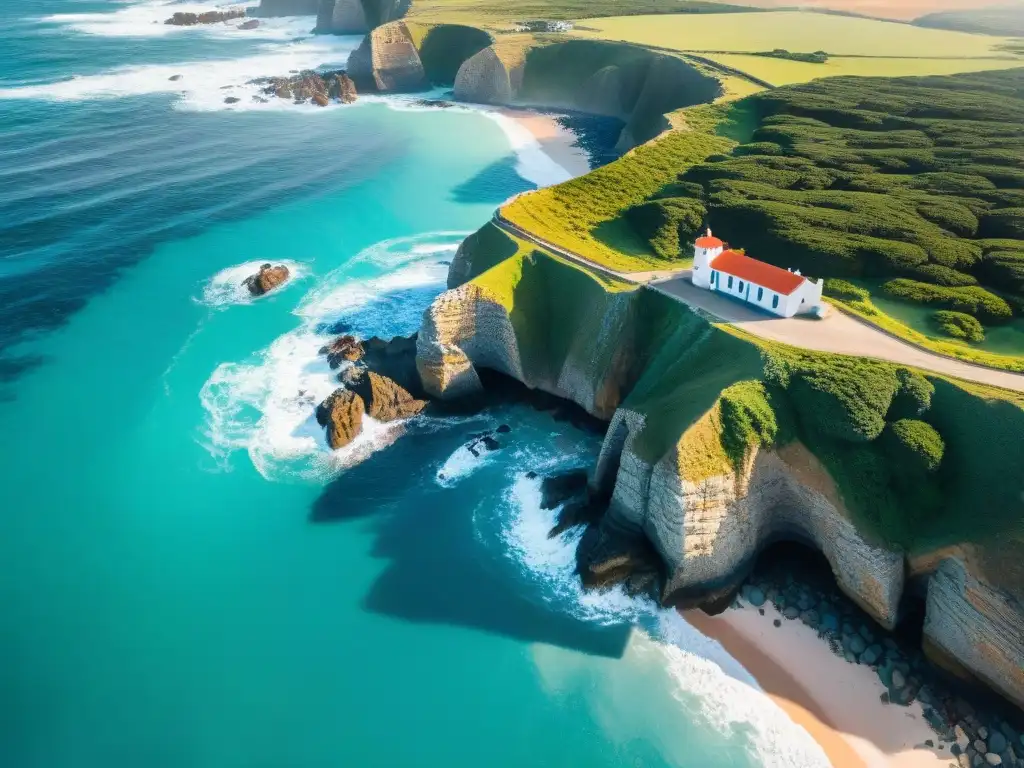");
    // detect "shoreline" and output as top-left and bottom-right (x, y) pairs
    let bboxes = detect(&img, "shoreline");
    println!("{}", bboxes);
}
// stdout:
(686, 603), (951, 768)
(491, 107), (592, 183)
